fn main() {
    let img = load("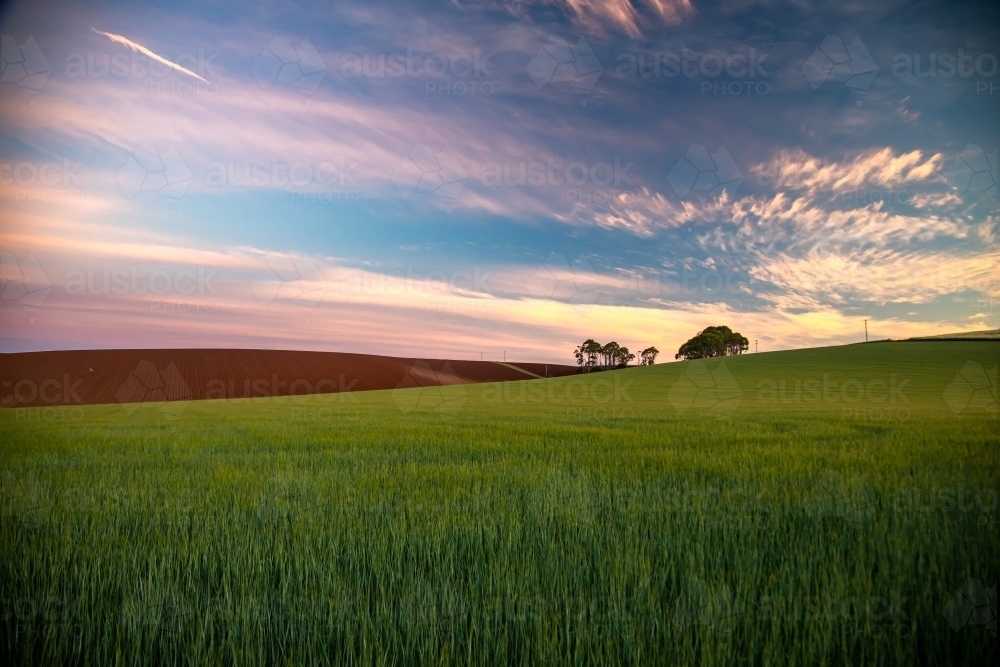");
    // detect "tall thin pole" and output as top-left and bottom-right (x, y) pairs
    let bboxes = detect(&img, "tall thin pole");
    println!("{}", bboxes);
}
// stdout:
(755, 339), (758, 354)
(865, 319), (868, 342)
